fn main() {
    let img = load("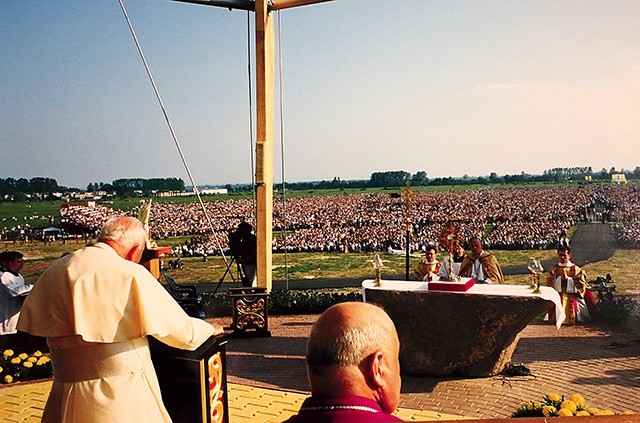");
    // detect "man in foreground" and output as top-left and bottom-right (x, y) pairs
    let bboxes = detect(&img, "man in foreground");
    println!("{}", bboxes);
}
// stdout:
(284, 302), (403, 422)
(458, 237), (504, 284)
(18, 216), (223, 423)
